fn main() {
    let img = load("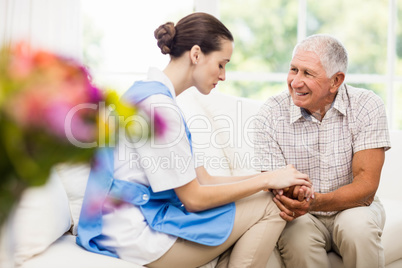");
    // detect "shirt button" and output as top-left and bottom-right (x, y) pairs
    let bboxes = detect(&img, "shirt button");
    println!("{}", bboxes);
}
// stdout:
(142, 194), (149, 201)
